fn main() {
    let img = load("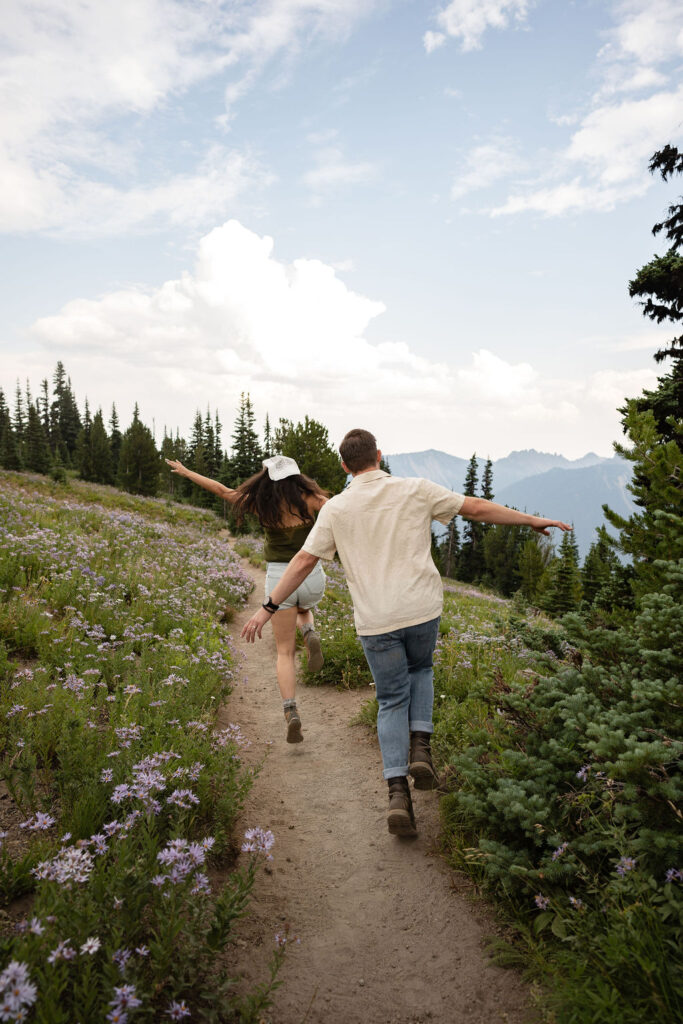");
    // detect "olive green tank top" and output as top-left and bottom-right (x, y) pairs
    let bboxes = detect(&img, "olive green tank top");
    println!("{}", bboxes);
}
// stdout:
(263, 523), (314, 563)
